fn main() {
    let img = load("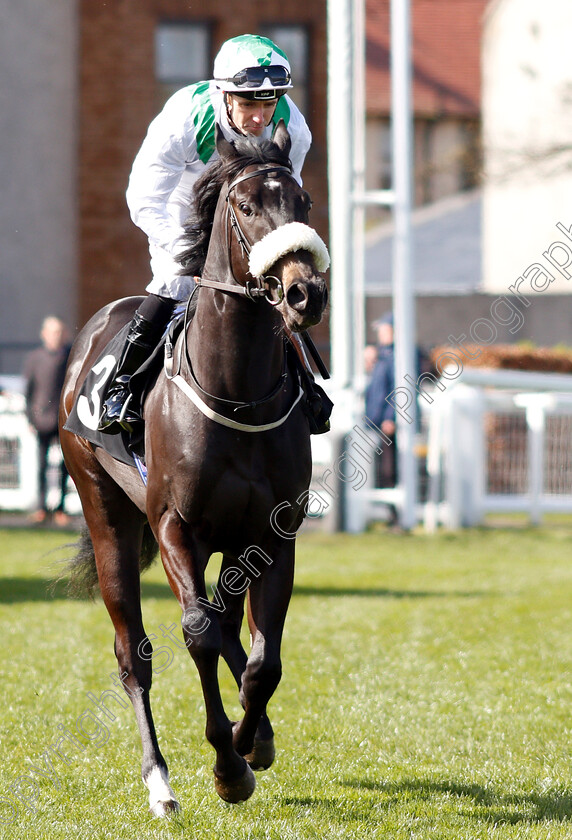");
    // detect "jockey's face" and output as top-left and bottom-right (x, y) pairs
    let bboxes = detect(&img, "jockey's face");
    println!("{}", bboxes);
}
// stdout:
(226, 94), (278, 137)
